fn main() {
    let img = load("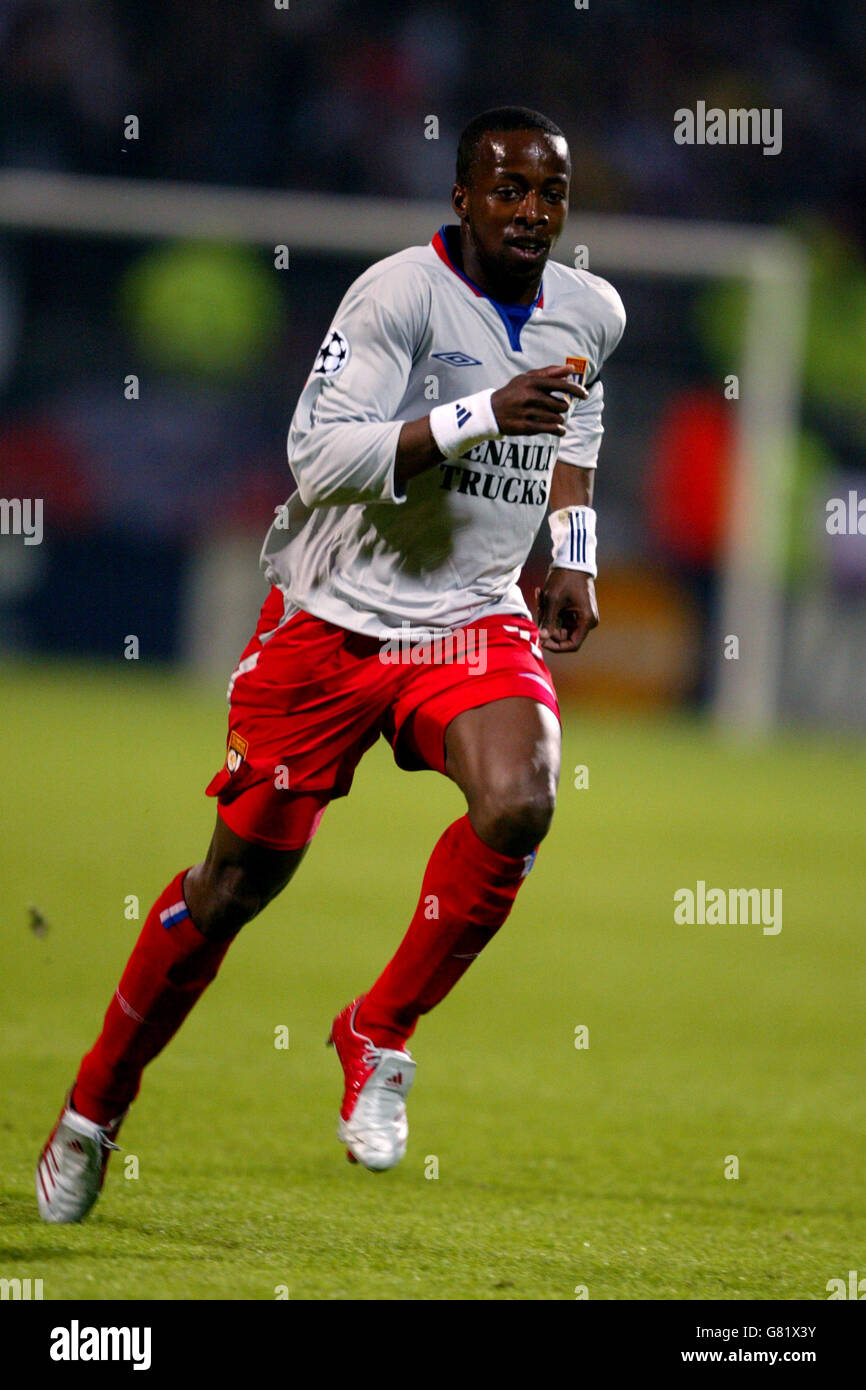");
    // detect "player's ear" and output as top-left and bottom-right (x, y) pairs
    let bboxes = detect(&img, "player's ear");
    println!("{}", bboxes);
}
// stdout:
(451, 183), (469, 219)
